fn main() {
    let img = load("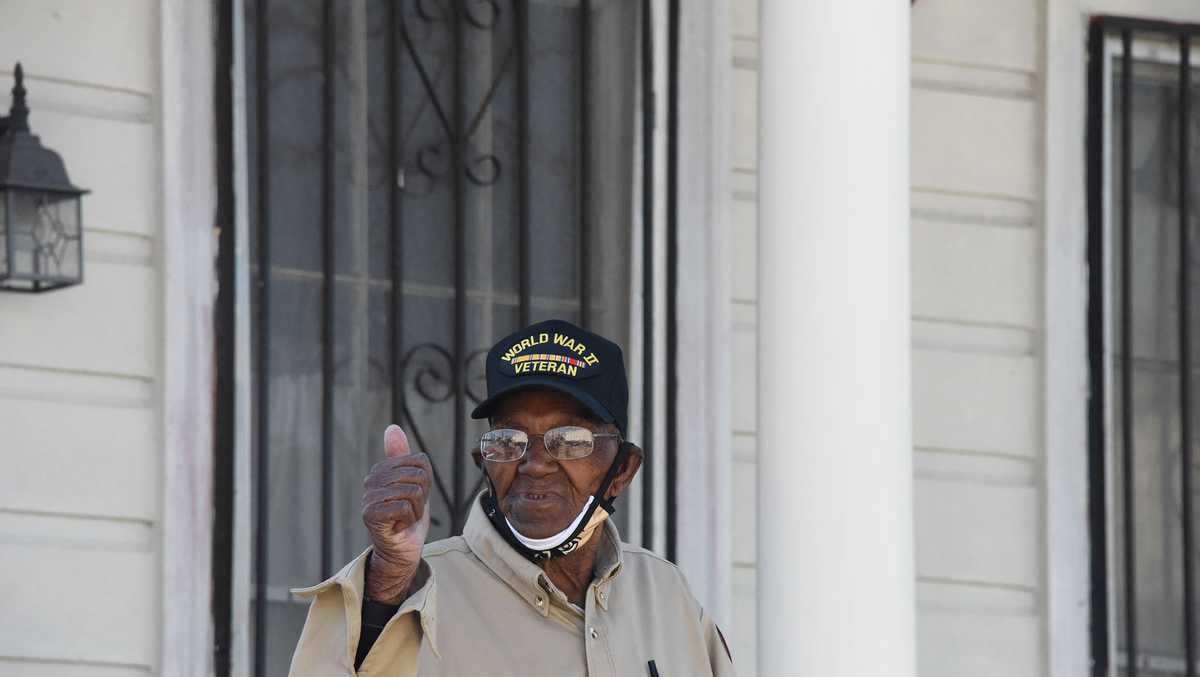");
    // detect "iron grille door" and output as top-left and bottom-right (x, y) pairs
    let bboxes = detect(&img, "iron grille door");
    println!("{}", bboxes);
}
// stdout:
(1088, 16), (1200, 677)
(225, 1), (670, 675)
